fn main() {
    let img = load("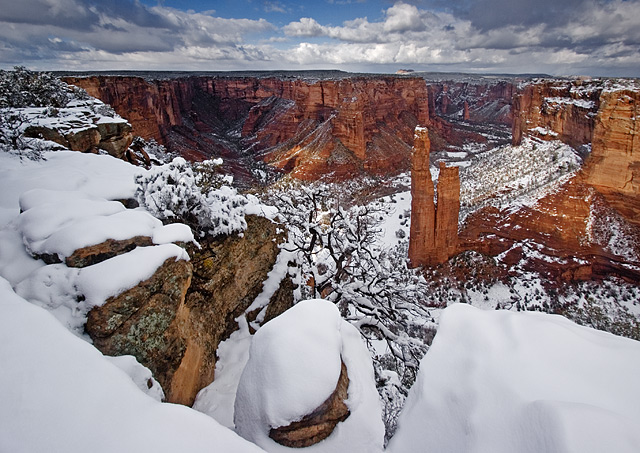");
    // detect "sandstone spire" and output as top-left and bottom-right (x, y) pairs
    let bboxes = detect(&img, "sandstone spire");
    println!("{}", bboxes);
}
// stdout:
(408, 127), (435, 267)
(408, 127), (460, 267)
